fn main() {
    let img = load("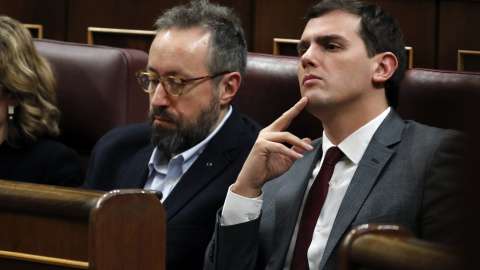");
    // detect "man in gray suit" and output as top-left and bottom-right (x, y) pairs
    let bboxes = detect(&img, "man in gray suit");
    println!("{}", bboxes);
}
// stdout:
(204, 0), (472, 269)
